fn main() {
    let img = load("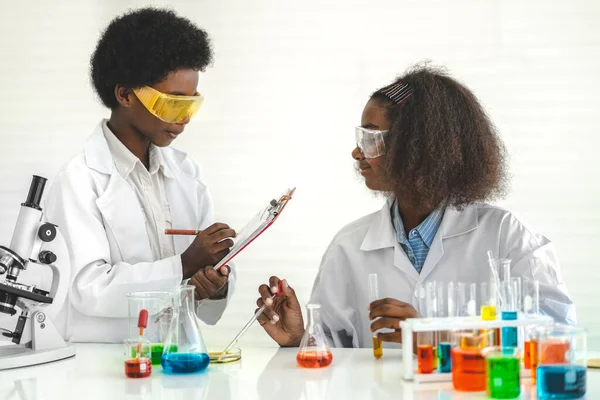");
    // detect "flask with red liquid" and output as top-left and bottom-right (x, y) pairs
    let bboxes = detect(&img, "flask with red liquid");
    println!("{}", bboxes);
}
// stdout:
(296, 304), (333, 368)
(124, 309), (152, 378)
